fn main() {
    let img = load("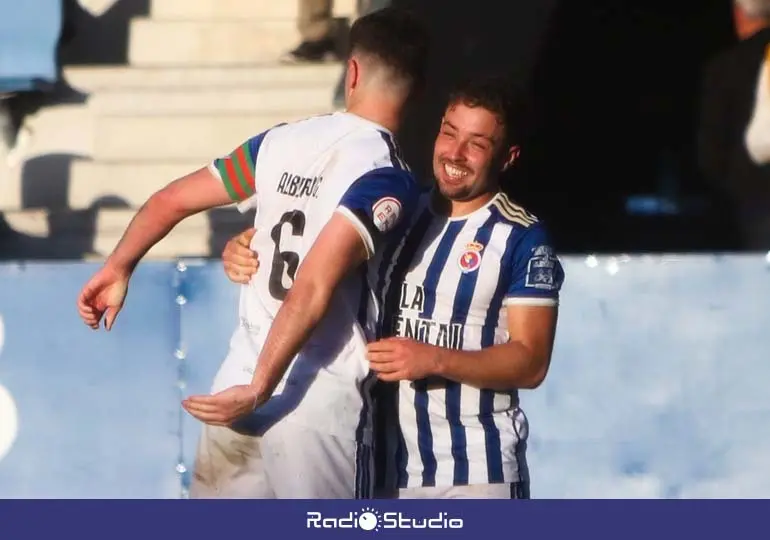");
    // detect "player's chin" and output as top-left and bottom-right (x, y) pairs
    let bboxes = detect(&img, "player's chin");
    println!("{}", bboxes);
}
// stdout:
(437, 182), (473, 202)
